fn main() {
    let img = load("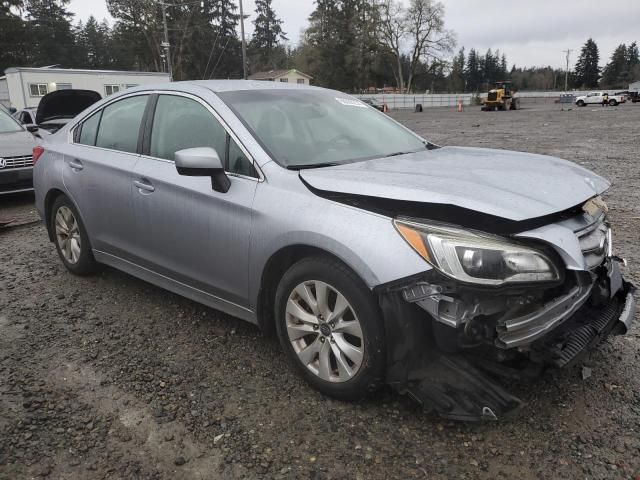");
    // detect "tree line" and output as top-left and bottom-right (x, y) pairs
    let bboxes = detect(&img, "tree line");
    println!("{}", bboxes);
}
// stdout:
(1, 0), (638, 92)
